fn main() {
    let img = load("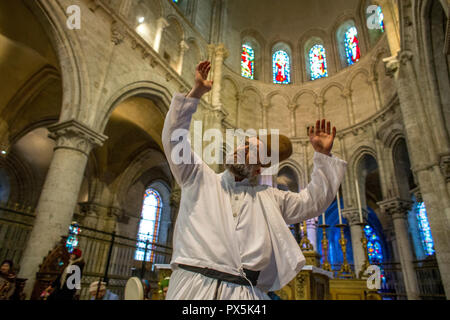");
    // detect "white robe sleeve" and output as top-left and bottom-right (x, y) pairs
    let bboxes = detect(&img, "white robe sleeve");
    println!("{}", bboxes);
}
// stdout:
(273, 152), (347, 224)
(162, 93), (211, 187)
